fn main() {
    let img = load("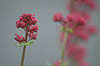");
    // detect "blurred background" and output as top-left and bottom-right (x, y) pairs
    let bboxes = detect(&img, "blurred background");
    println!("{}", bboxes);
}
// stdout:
(0, 0), (100, 66)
